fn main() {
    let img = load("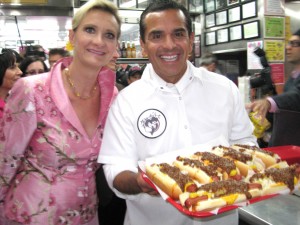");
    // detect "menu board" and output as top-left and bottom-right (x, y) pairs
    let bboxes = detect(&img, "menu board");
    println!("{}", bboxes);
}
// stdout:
(264, 0), (285, 16)
(216, 0), (227, 10)
(217, 28), (229, 43)
(205, 31), (216, 45)
(229, 25), (243, 41)
(264, 39), (285, 62)
(206, 13), (215, 28)
(216, 10), (227, 25)
(242, 1), (257, 19)
(264, 16), (285, 38)
(228, 6), (241, 23)
(205, 0), (215, 12)
(243, 21), (260, 39)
